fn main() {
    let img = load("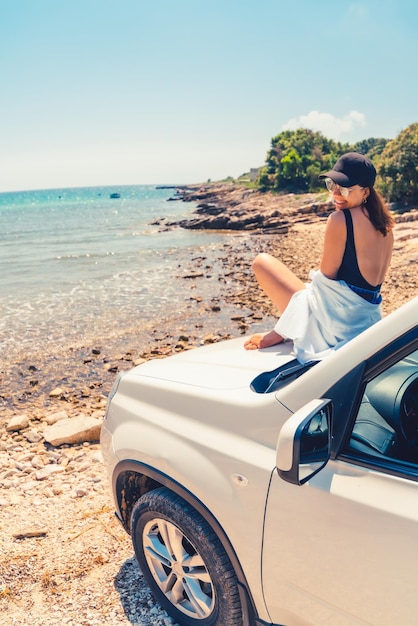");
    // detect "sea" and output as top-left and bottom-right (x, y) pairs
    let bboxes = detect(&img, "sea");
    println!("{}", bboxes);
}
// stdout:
(0, 184), (233, 364)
